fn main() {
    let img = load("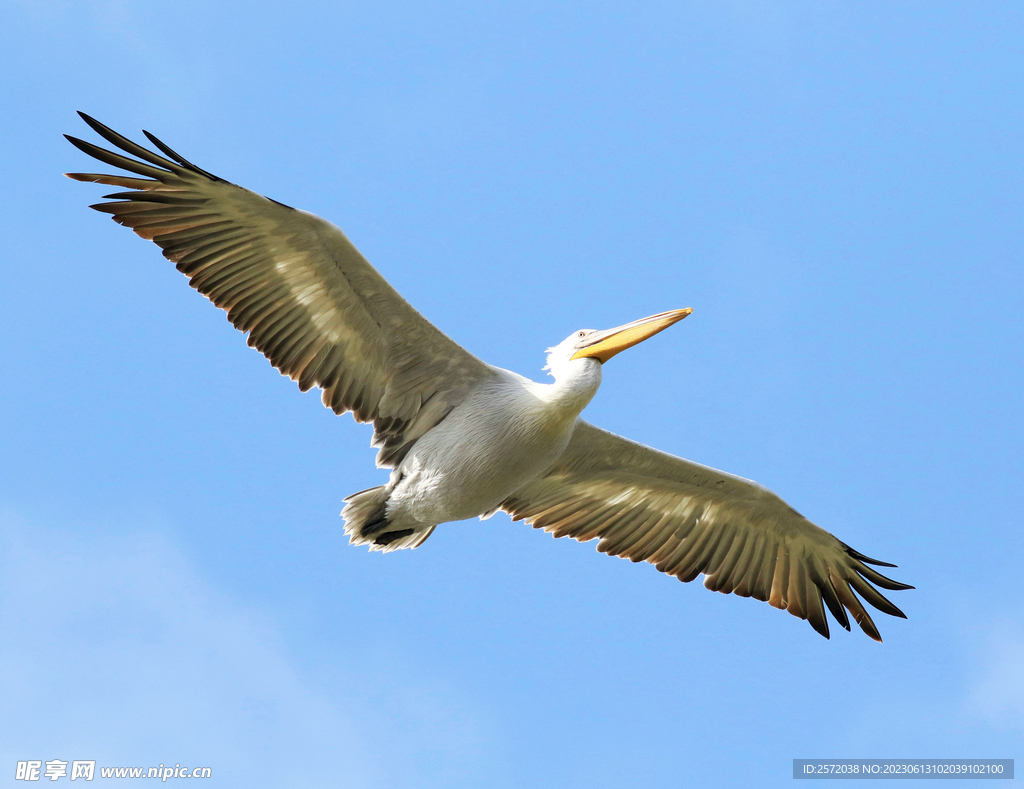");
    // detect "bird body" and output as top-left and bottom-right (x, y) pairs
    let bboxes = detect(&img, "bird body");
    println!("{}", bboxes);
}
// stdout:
(392, 371), (591, 522)
(359, 347), (605, 547)
(66, 113), (913, 641)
